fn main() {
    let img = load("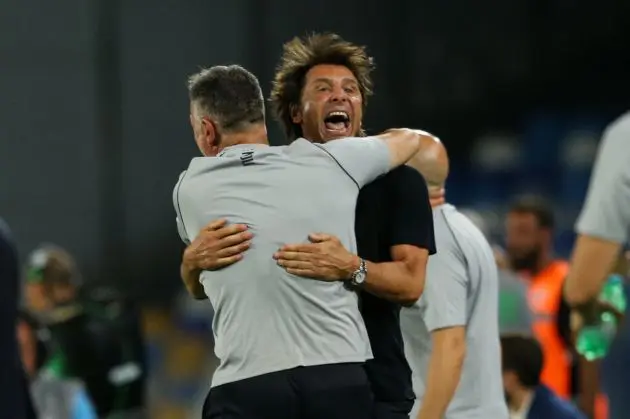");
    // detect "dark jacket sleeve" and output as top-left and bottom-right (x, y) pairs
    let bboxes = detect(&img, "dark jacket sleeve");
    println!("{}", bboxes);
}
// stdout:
(0, 219), (37, 418)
